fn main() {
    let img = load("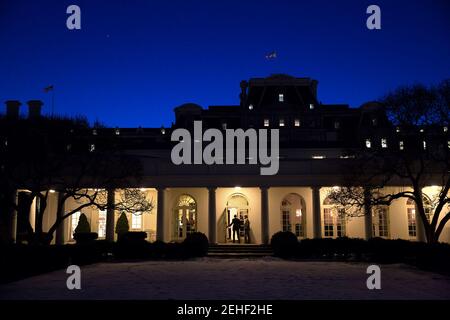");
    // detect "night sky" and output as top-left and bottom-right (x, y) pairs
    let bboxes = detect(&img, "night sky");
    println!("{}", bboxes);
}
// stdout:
(0, 0), (449, 127)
